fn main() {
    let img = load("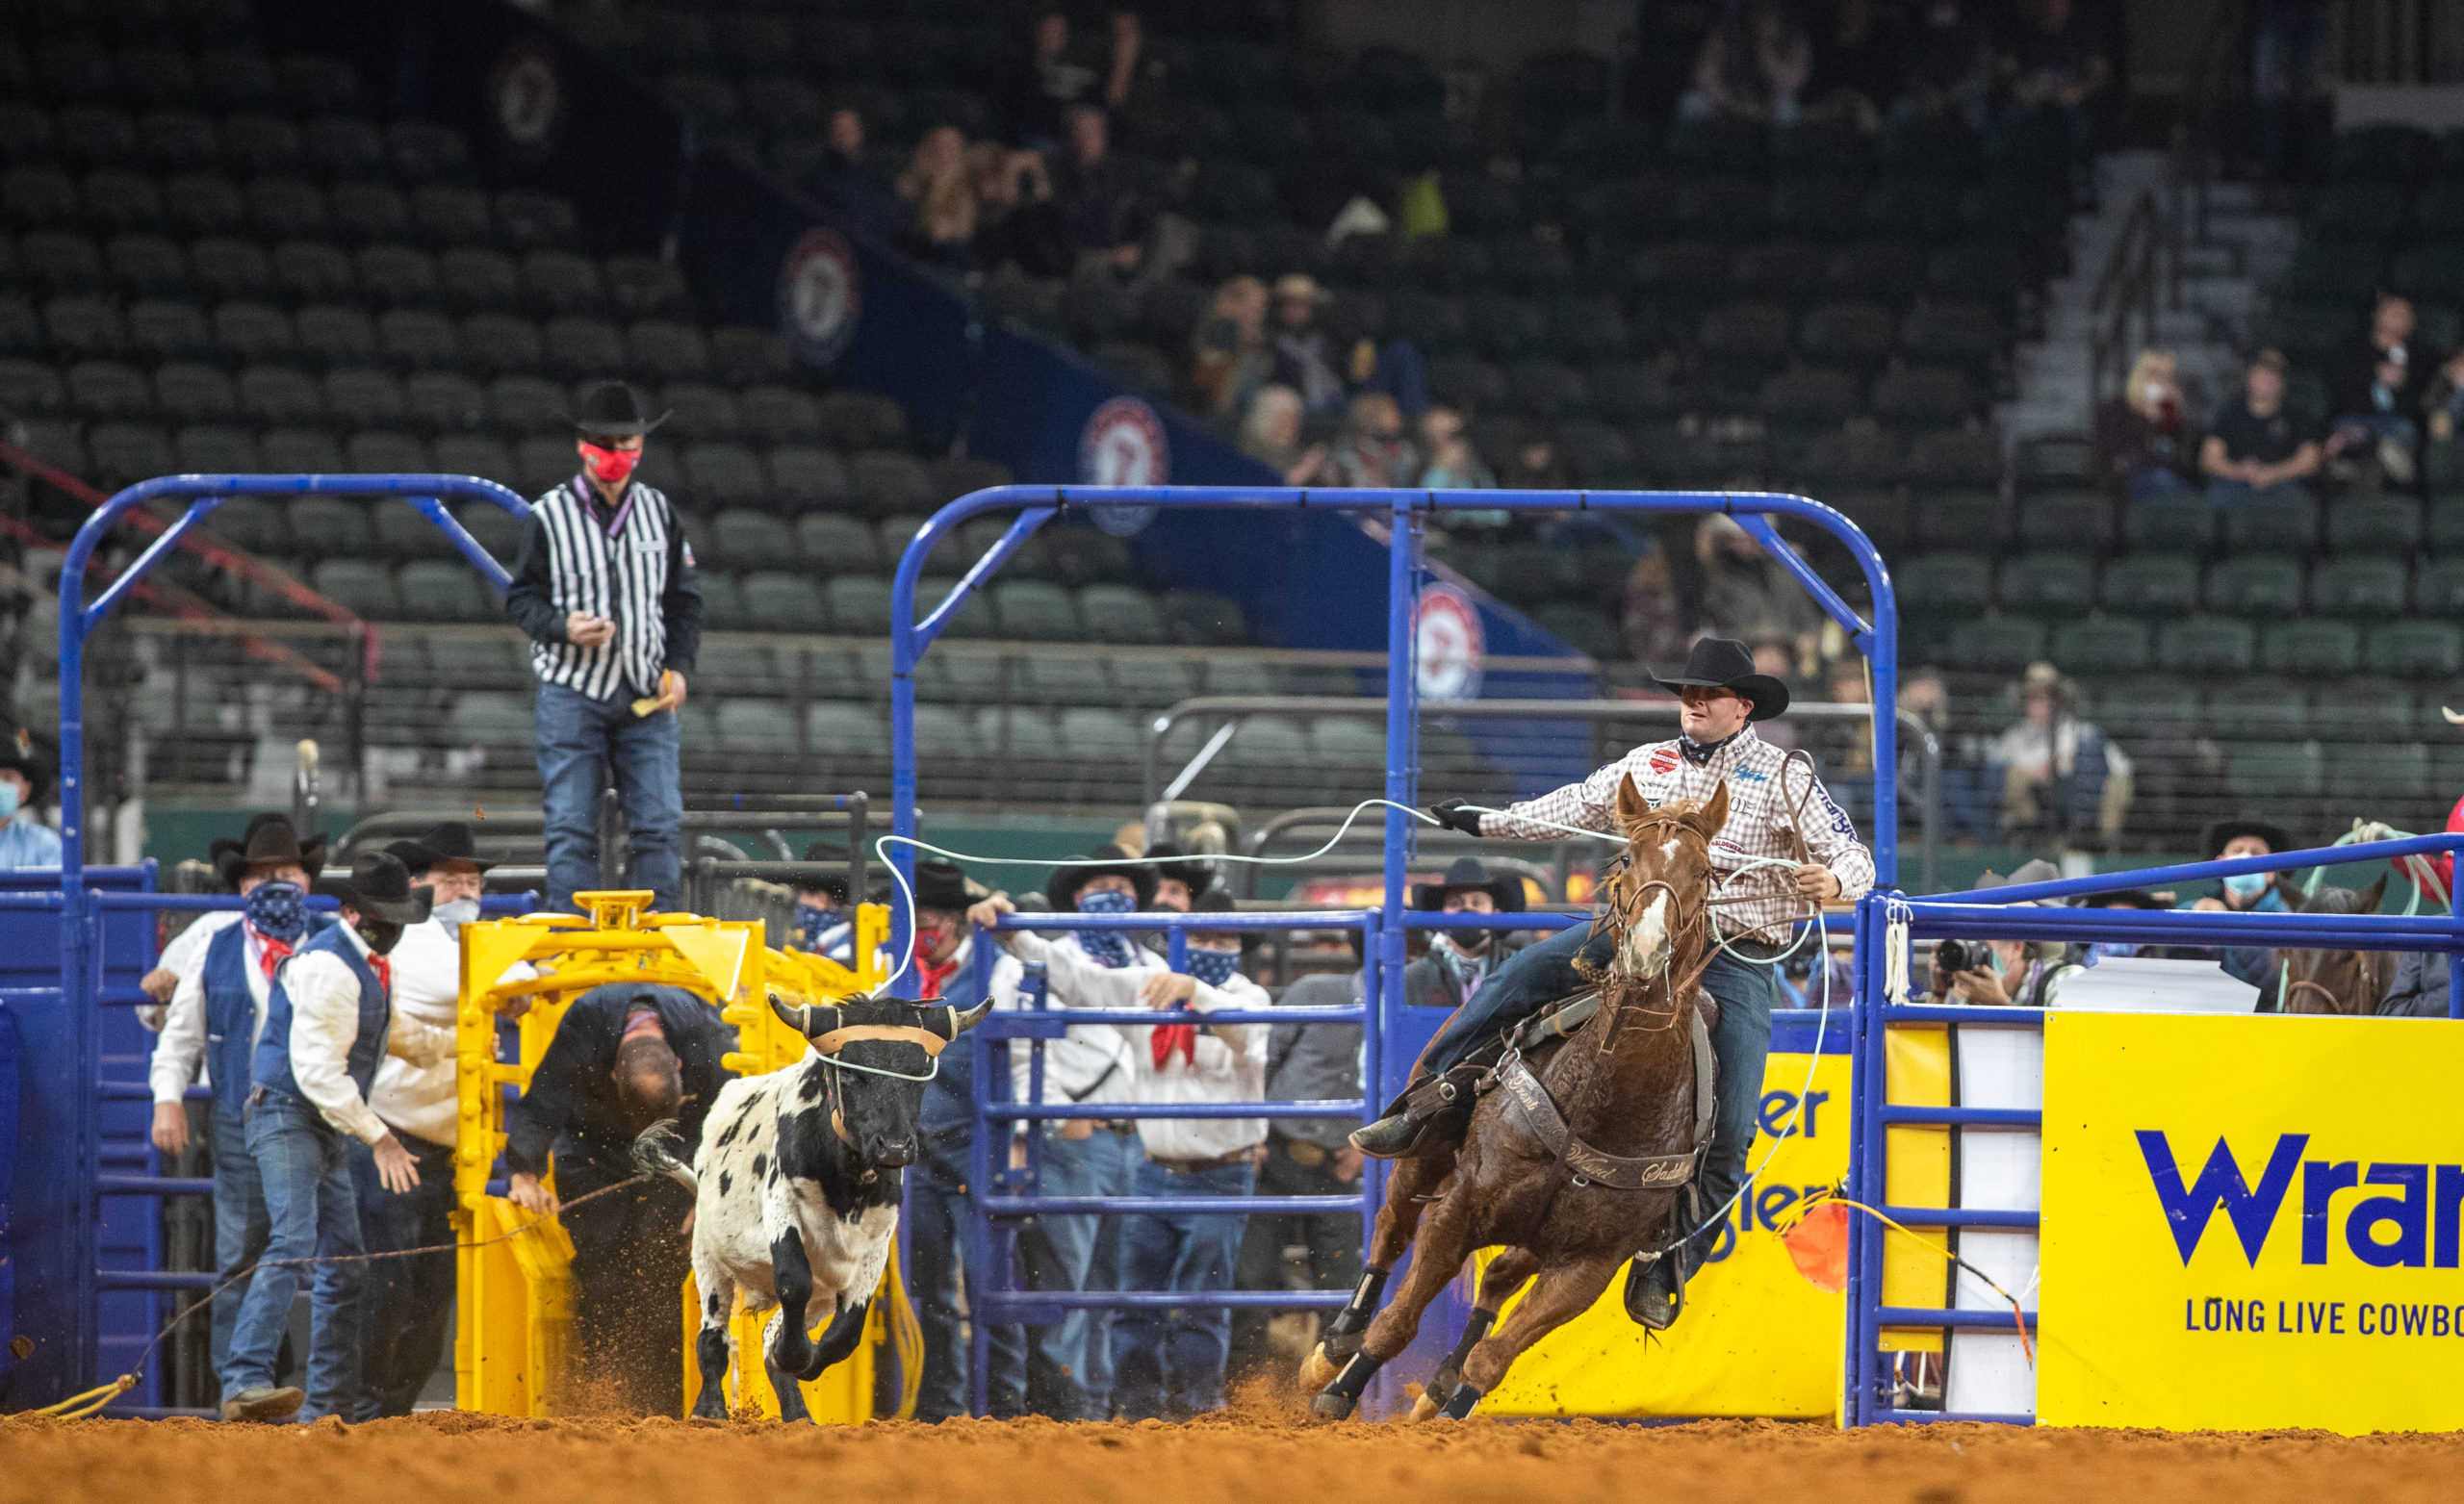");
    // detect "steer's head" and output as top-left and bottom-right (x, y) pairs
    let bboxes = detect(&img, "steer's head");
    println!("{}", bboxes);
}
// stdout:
(771, 989), (990, 1172)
